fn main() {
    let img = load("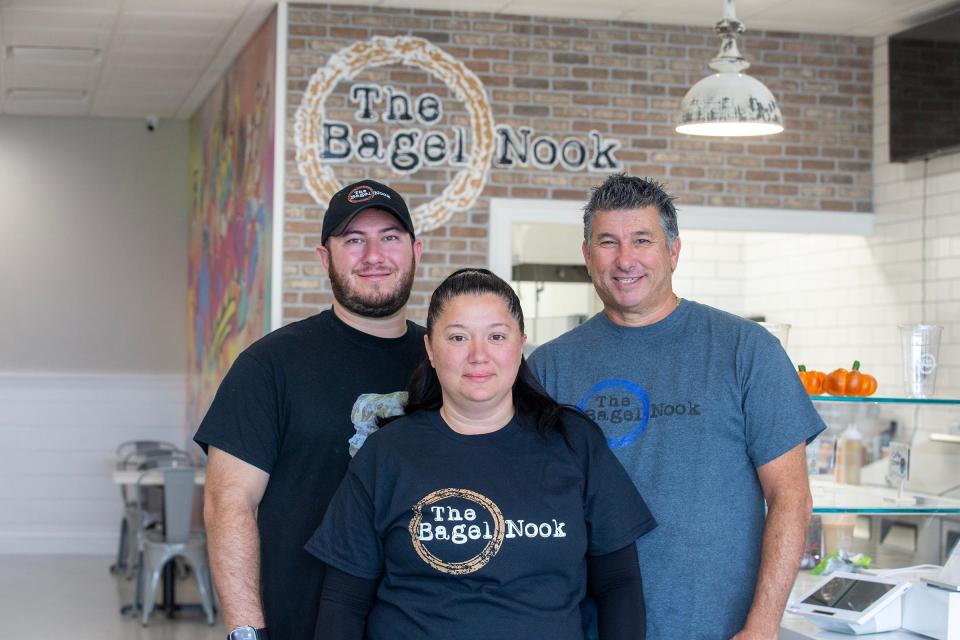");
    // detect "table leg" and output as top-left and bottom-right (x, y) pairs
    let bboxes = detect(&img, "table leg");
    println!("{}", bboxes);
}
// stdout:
(163, 560), (176, 618)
